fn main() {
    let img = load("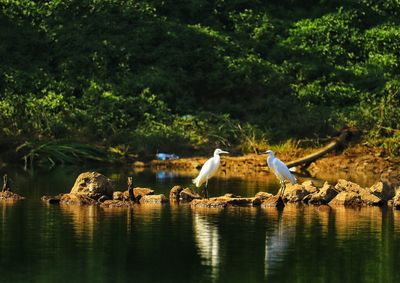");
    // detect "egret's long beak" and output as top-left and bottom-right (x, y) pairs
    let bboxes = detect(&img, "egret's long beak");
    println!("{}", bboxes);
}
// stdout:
(220, 150), (229, 154)
(258, 151), (267, 155)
